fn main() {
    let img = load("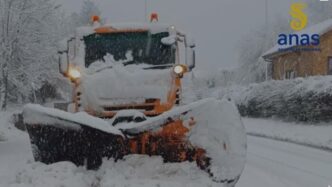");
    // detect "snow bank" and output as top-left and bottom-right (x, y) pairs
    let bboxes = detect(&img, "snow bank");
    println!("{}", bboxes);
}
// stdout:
(98, 156), (221, 187)
(0, 132), (6, 142)
(23, 104), (123, 135)
(1, 155), (223, 187)
(214, 76), (332, 123)
(0, 108), (23, 142)
(243, 118), (332, 150)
